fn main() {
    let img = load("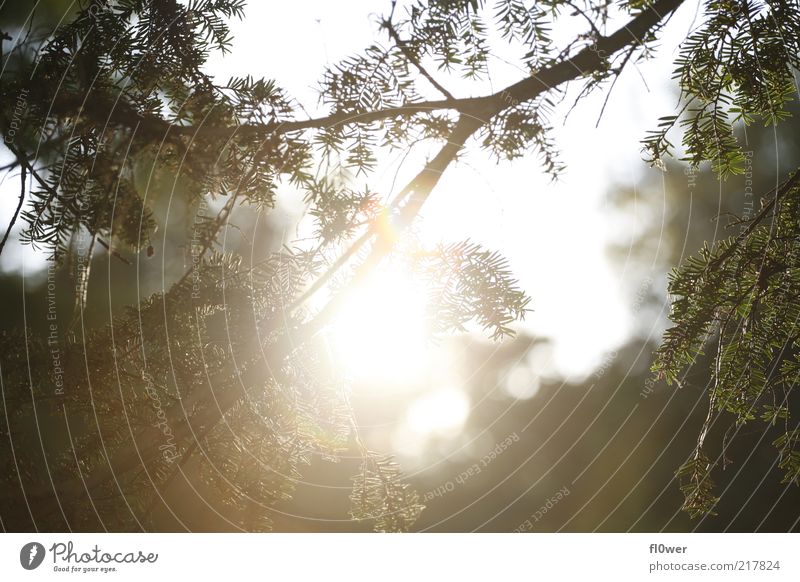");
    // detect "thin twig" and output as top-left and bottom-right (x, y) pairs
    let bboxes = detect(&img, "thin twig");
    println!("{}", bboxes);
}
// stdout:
(595, 44), (637, 127)
(708, 170), (800, 271)
(0, 159), (21, 172)
(96, 236), (132, 265)
(564, 0), (602, 38)
(4, 144), (134, 270)
(295, 114), (482, 341)
(174, 189), (239, 289)
(381, 18), (455, 101)
(288, 137), (426, 311)
(0, 164), (25, 256)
